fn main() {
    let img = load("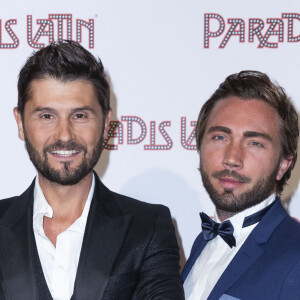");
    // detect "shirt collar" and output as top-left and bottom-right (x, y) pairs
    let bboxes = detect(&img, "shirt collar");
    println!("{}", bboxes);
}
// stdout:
(33, 177), (53, 220)
(214, 193), (276, 238)
(33, 174), (95, 234)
